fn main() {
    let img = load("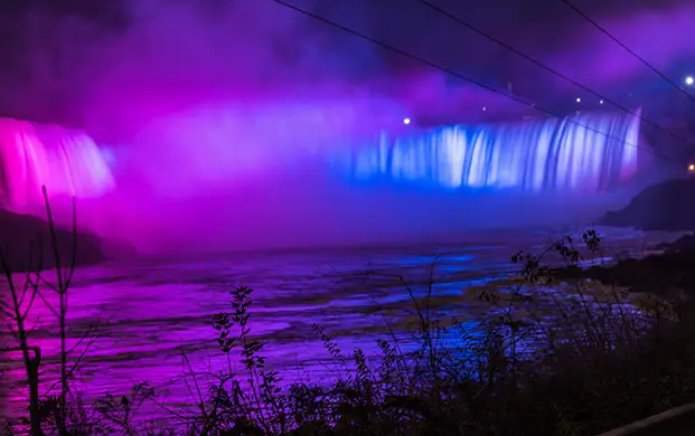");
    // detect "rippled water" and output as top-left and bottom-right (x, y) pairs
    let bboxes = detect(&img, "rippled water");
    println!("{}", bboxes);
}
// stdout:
(0, 227), (682, 424)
